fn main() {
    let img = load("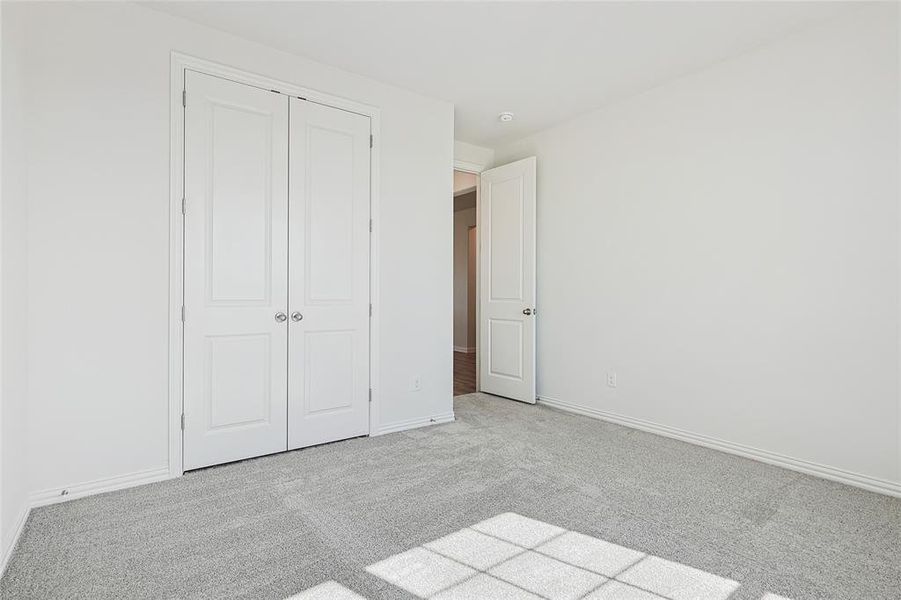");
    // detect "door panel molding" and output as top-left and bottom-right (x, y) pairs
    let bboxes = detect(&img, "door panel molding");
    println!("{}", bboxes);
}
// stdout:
(479, 157), (537, 404)
(182, 70), (289, 470)
(169, 53), (381, 478)
(288, 97), (371, 450)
